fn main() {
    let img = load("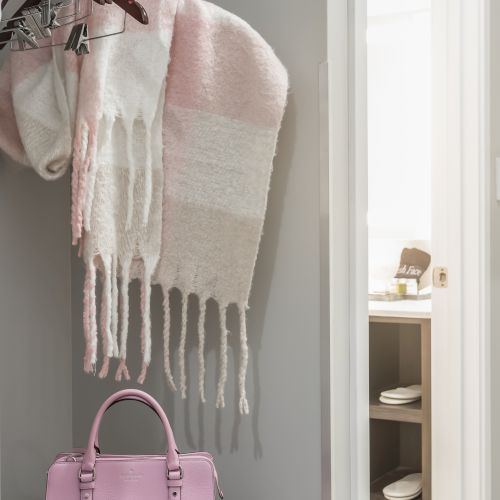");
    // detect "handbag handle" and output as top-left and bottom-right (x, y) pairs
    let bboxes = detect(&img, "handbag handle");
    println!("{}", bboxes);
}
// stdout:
(80, 390), (181, 477)
(93, 395), (157, 453)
